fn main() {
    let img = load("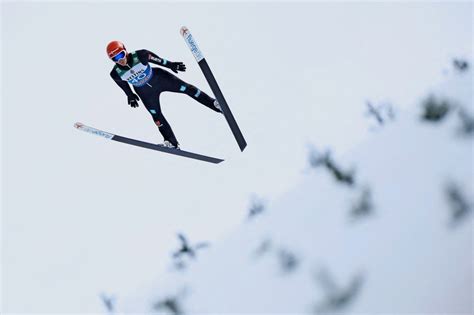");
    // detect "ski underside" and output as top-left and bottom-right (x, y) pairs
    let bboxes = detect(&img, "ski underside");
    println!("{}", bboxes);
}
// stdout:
(74, 123), (224, 164)
(181, 26), (247, 152)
